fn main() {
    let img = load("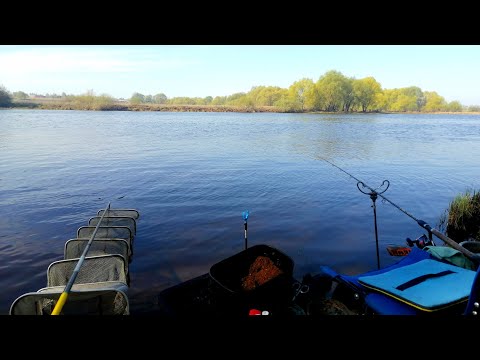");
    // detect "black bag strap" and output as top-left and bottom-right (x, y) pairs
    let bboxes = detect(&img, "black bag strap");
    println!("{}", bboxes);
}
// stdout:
(395, 270), (455, 291)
